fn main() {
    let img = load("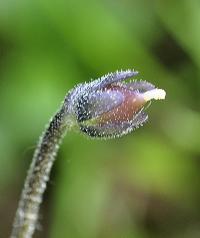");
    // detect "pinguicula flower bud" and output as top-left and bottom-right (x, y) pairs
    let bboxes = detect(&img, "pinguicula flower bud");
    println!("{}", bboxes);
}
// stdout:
(68, 69), (166, 138)
(11, 69), (166, 238)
